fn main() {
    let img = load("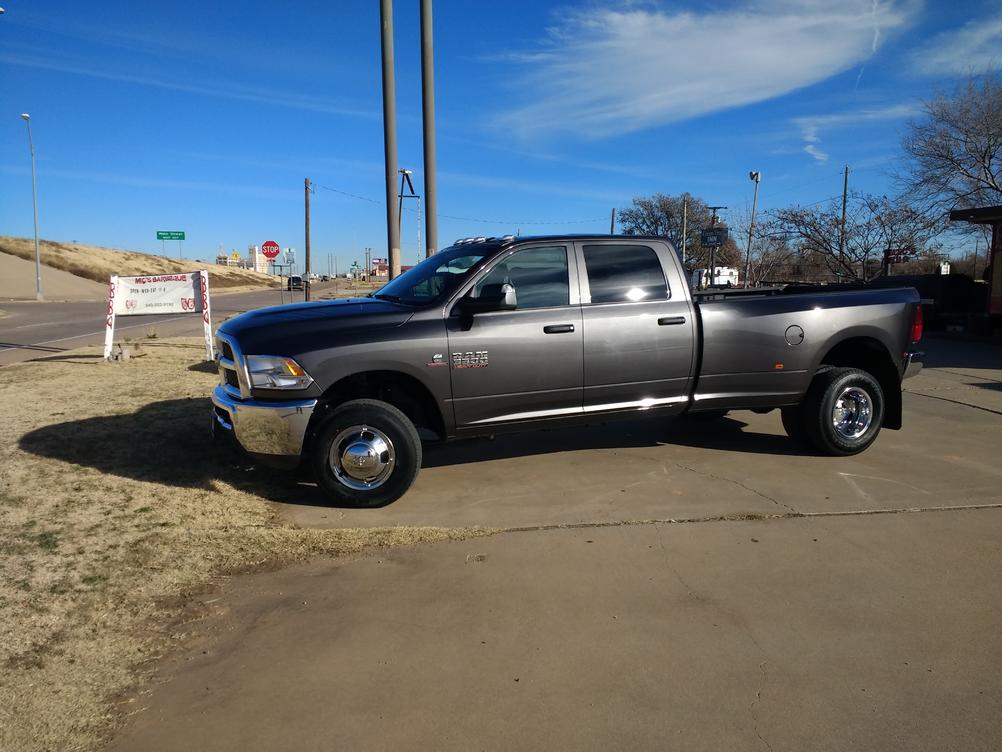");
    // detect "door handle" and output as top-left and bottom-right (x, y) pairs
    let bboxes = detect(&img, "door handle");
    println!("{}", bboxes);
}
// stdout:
(658, 316), (686, 326)
(543, 324), (575, 334)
